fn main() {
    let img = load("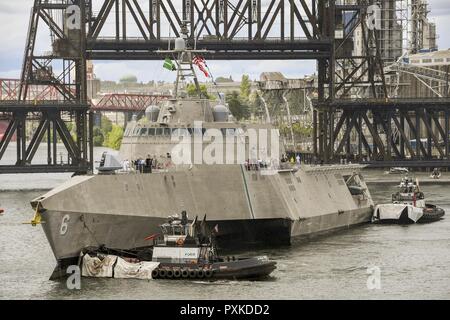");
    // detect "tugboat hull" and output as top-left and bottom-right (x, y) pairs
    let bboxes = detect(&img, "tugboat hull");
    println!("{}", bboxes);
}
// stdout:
(418, 204), (445, 223)
(373, 203), (445, 224)
(152, 257), (277, 281)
